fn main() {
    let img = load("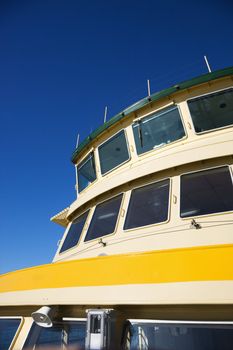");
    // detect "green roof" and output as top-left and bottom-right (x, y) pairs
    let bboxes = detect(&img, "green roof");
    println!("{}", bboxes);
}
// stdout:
(71, 66), (233, 163)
